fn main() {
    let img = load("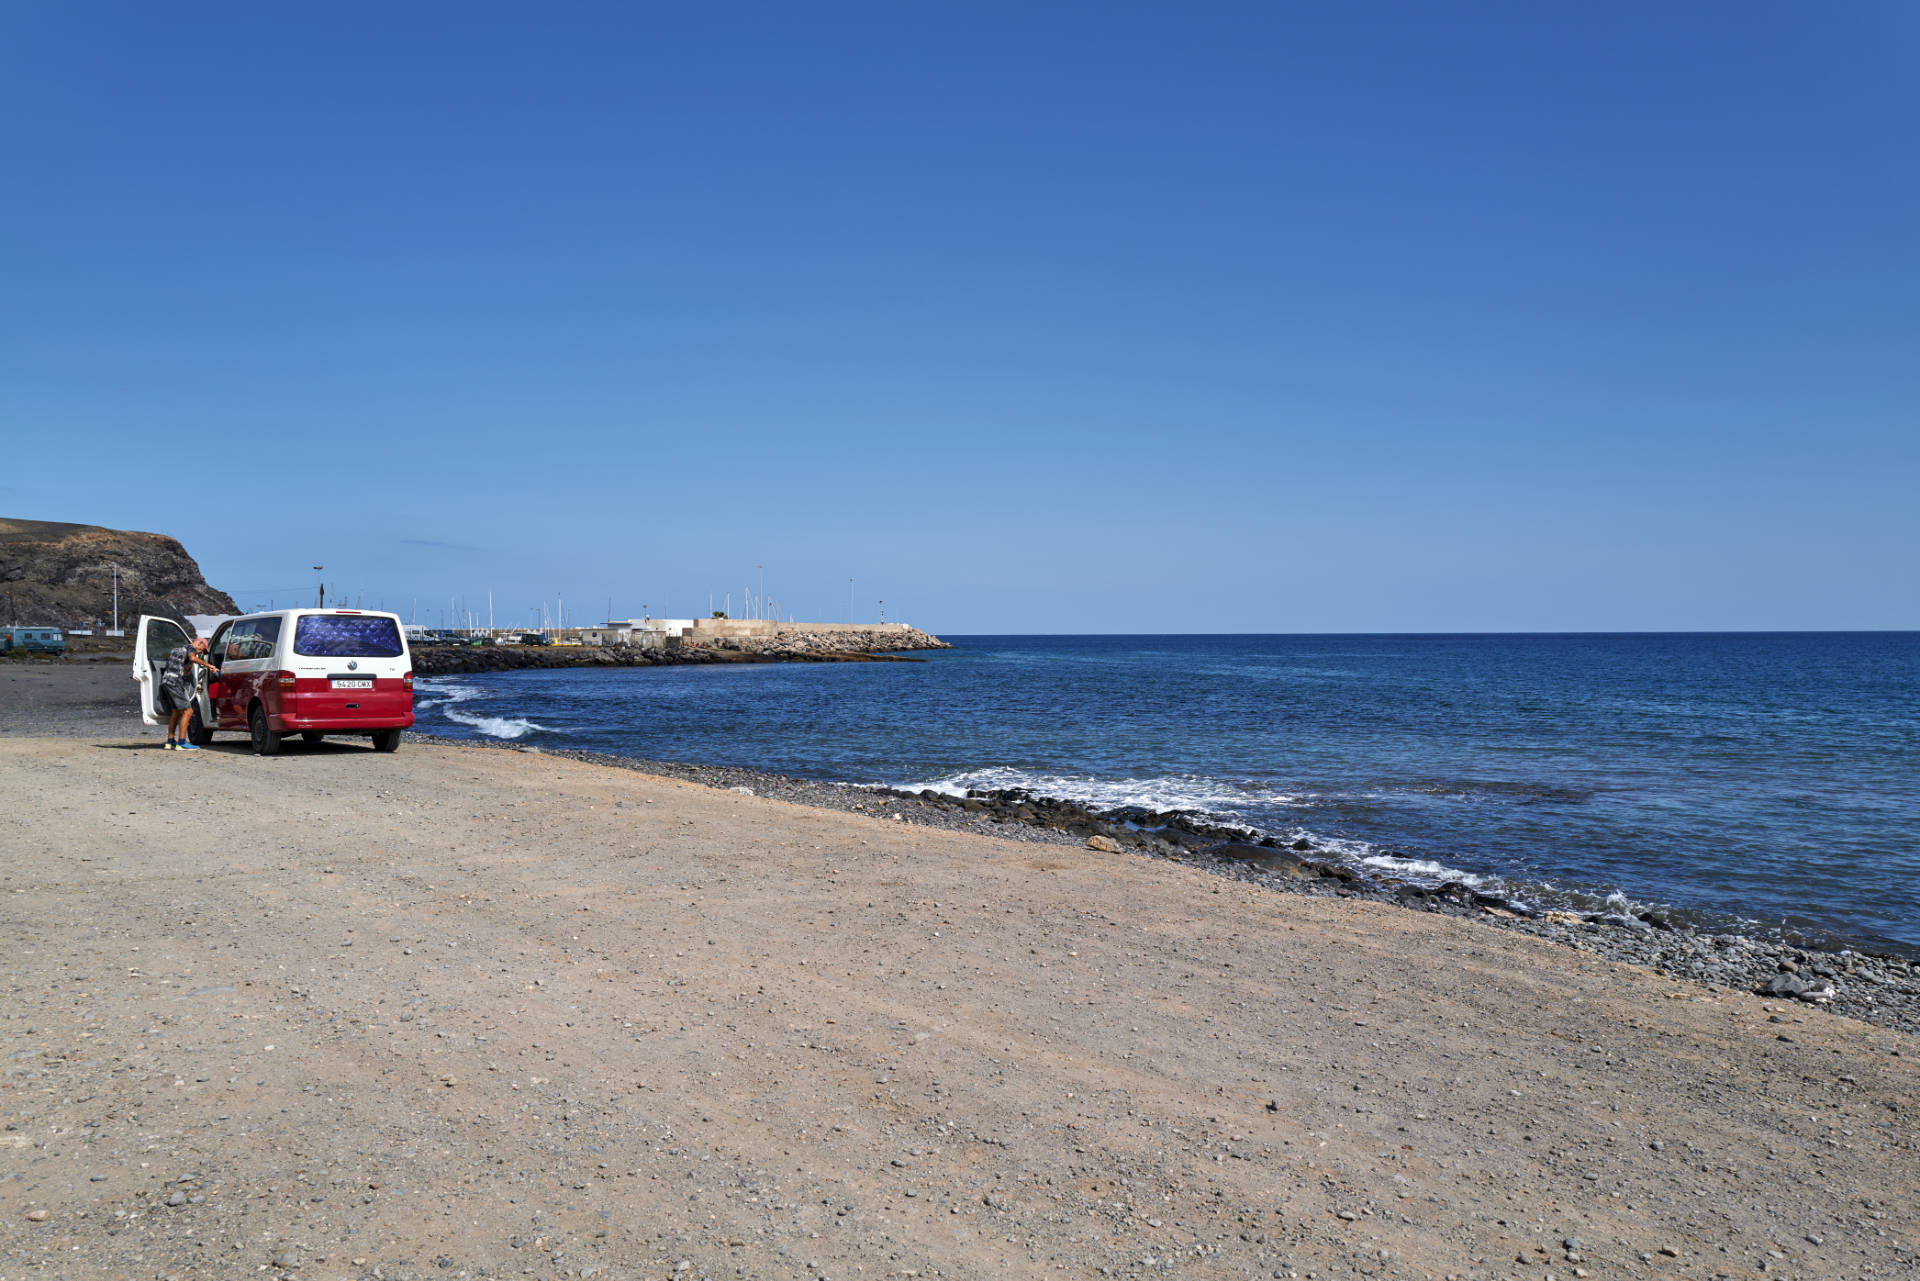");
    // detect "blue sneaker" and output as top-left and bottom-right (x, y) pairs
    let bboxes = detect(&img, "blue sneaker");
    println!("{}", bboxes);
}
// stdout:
(177, 742), (201, 751)
(164, 739), (177, 750)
